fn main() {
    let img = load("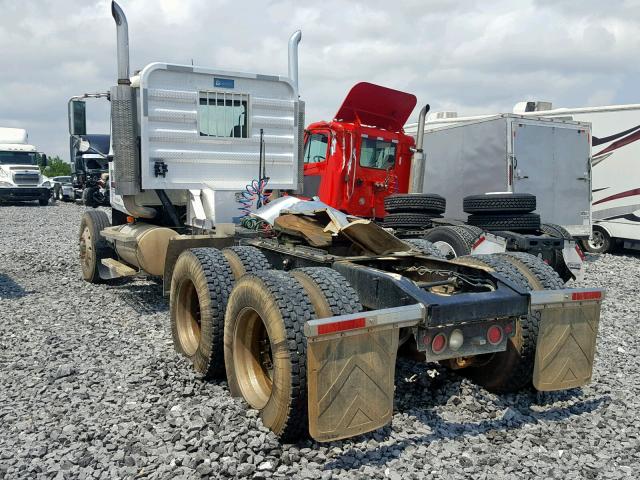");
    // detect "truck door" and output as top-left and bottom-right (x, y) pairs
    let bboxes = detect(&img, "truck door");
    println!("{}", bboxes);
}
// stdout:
(302, 130), (334, 201)
(512, 122), (591, 236)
